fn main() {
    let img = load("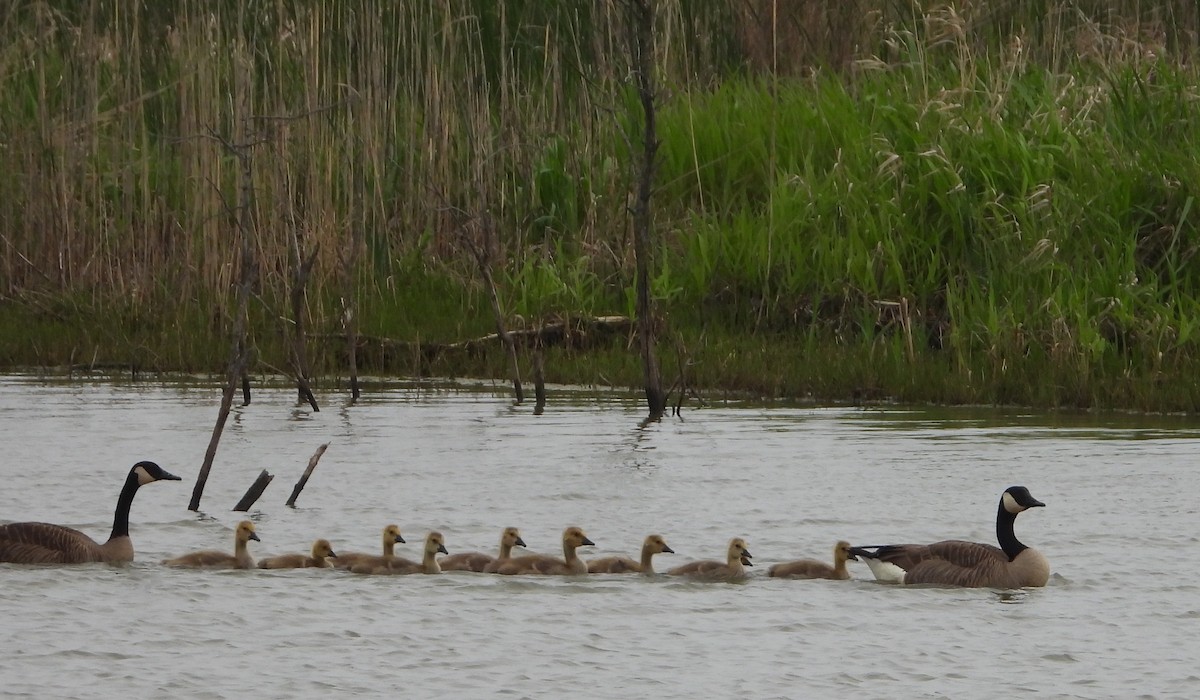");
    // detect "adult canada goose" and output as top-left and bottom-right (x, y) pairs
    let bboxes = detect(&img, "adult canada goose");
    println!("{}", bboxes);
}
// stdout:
(257, 538), (338, 569)
(588, 534), (674, 574)
(486, 526), (594, 575)
(667, 538), (751, 579)
(439, 527), (526, 572)
(0, 461), (181, 565)
(333, 525), (406, 569)
(850, 485), (1050, 588)
(768, 540), (856, 580)
(163, 520), (261, 569)
(350, 531), (447, 575)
